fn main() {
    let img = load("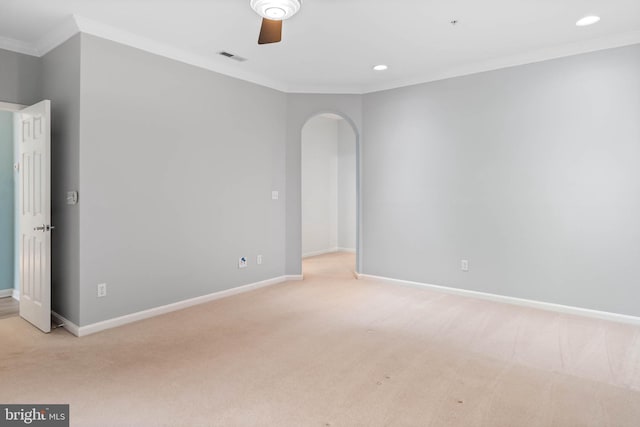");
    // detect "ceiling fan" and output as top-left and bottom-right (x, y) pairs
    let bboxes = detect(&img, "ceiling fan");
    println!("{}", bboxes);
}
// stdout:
(250, 0), (301, 44)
